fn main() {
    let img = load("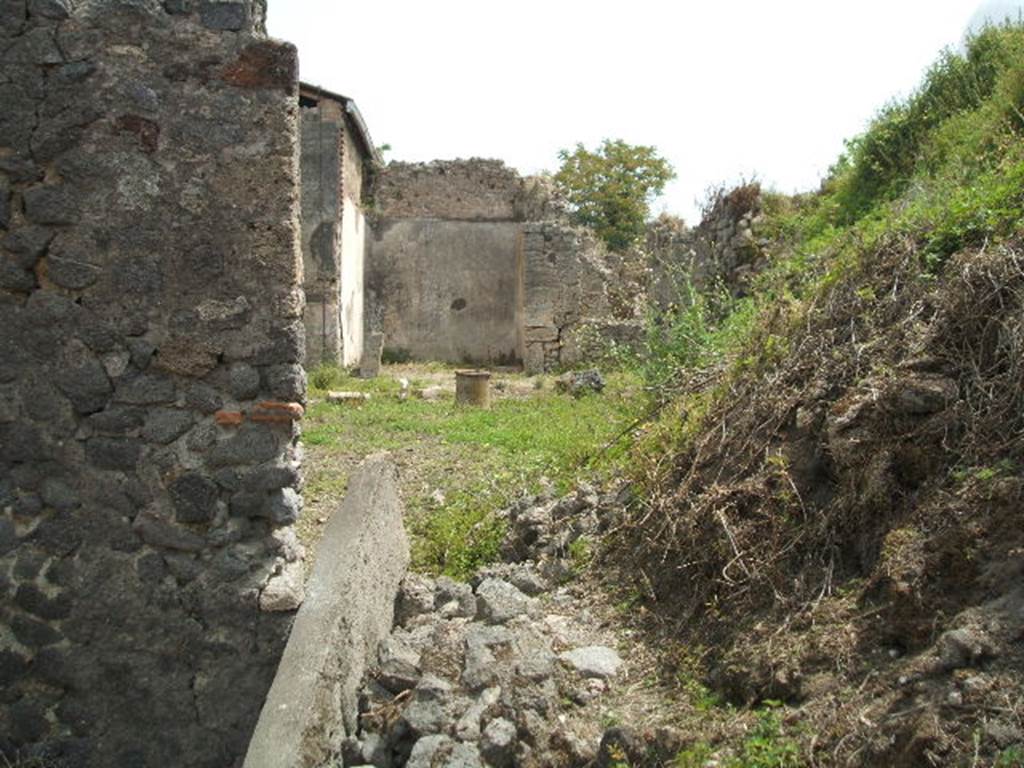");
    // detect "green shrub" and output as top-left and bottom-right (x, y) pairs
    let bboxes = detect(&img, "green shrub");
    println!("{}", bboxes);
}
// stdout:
(308, 364), (347, 391)
(831, 23), (1024, 223)
(726, 705), (801, 768)
(411, 488), (507, 579)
